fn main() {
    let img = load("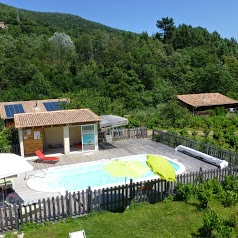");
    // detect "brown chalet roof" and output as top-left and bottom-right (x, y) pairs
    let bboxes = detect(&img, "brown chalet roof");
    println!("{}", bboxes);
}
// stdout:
(14, 109), (100, 128)
(177, 93), (238, 108)
(0, 99), (67, 120)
